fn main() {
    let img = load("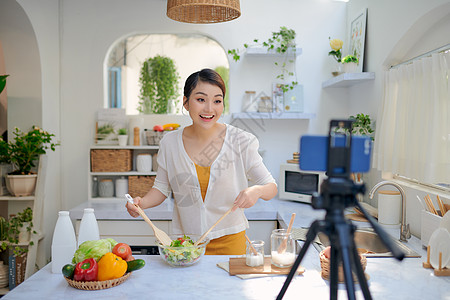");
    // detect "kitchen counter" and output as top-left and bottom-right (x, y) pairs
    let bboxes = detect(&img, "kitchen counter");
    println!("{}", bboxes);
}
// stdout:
(5, 198), (446, 299)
